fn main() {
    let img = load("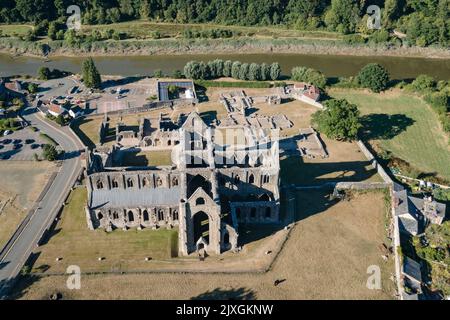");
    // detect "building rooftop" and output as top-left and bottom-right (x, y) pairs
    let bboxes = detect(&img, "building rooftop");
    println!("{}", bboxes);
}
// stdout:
(90, 186), (181, 209)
